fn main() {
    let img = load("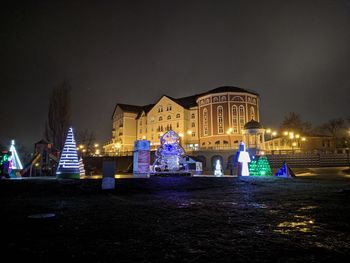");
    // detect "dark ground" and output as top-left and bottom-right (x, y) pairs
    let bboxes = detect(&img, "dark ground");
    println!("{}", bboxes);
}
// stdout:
(1, 175), (350, 262)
